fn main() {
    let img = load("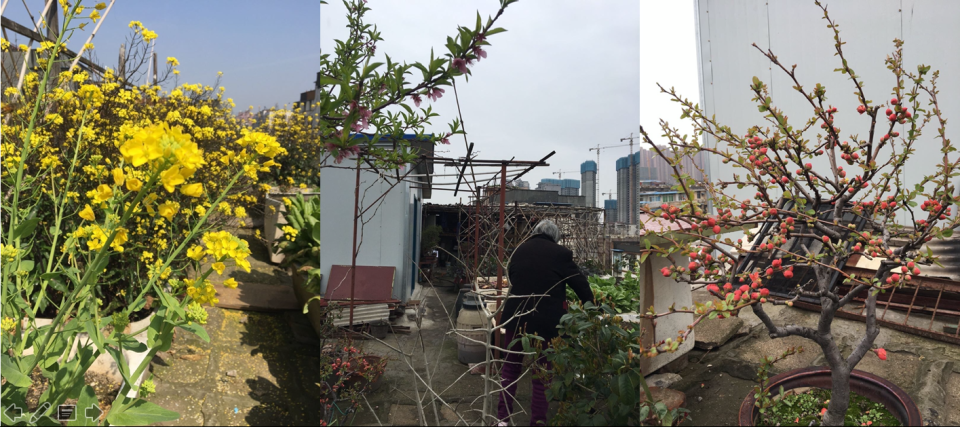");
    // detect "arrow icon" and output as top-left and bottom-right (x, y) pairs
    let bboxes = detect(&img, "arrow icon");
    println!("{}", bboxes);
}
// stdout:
(85, 404), (103, 422)
(4, 403), (24, 421)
